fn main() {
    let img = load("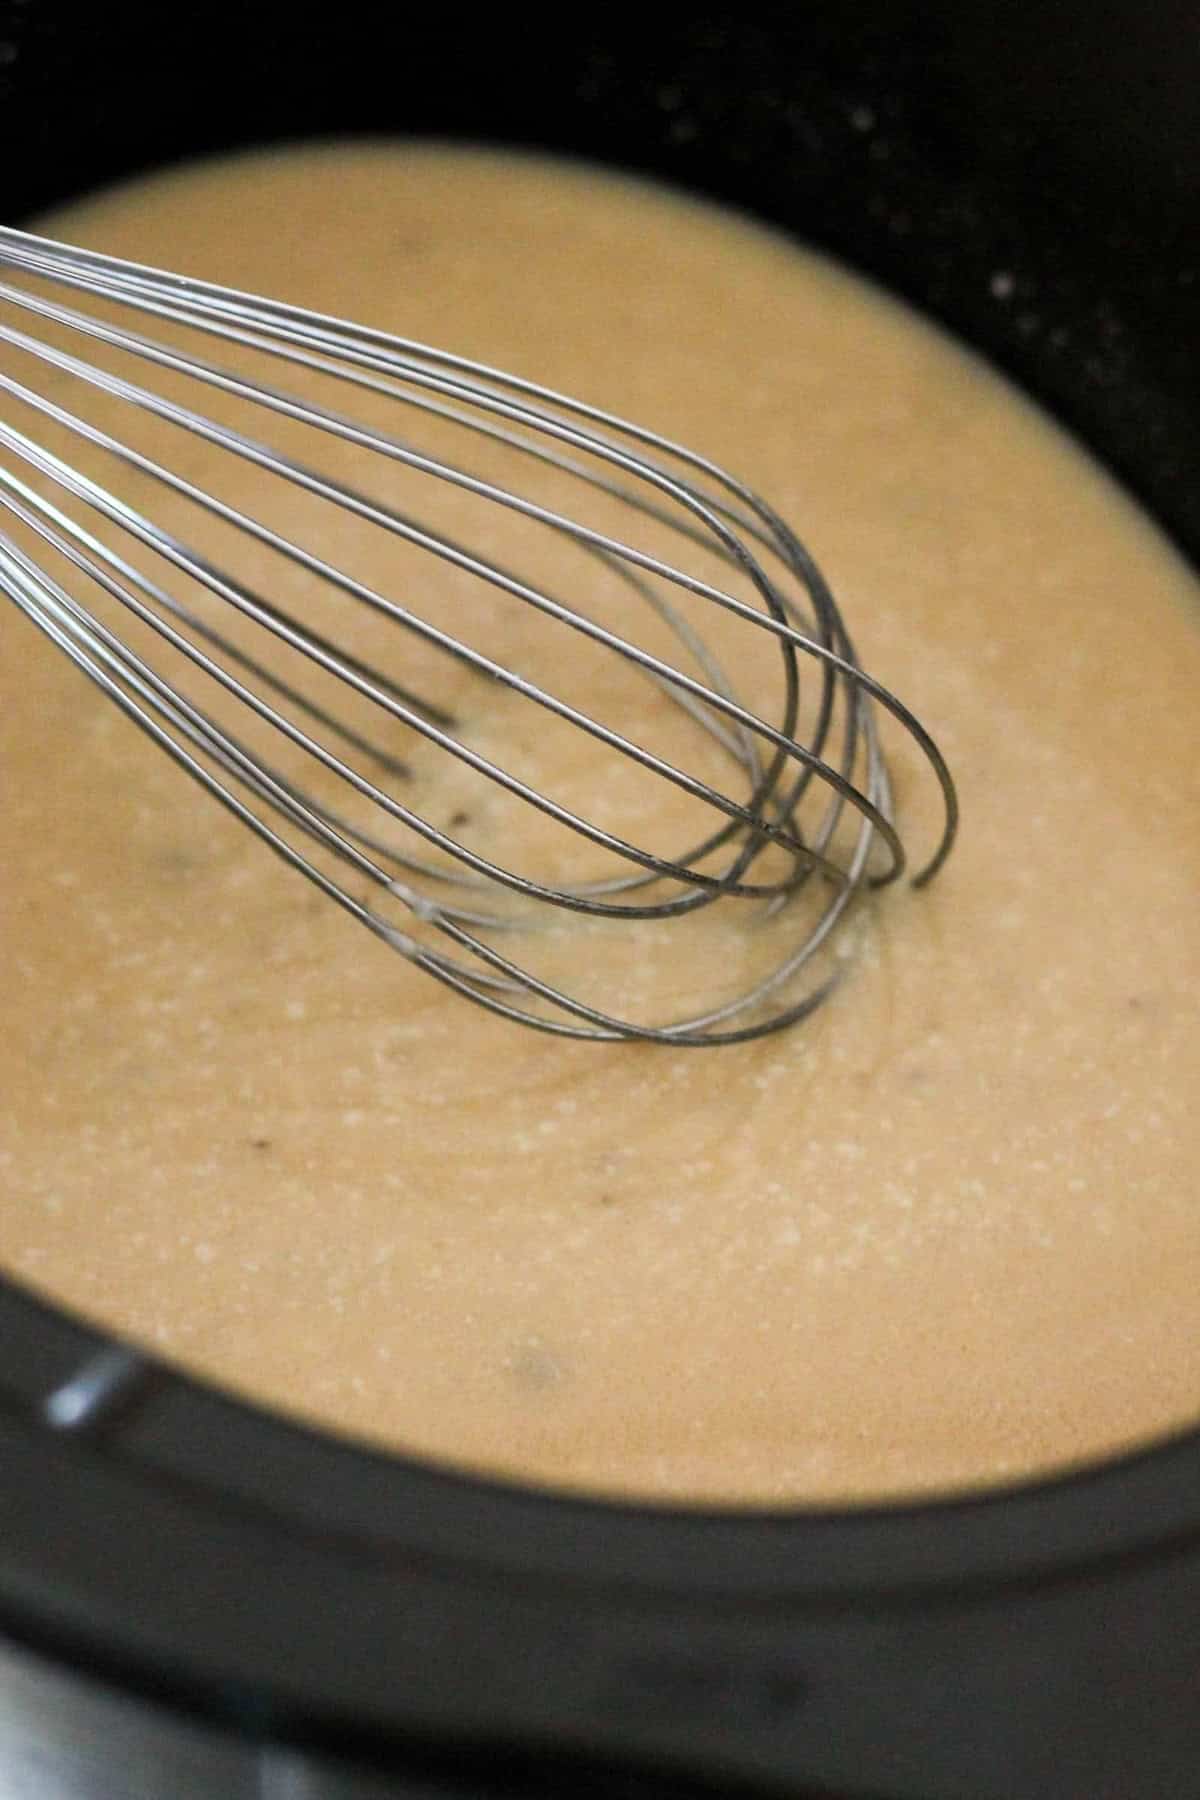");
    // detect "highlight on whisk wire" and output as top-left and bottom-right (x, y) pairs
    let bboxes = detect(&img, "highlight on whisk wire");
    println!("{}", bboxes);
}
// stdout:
(0, 226), (958, 1044)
